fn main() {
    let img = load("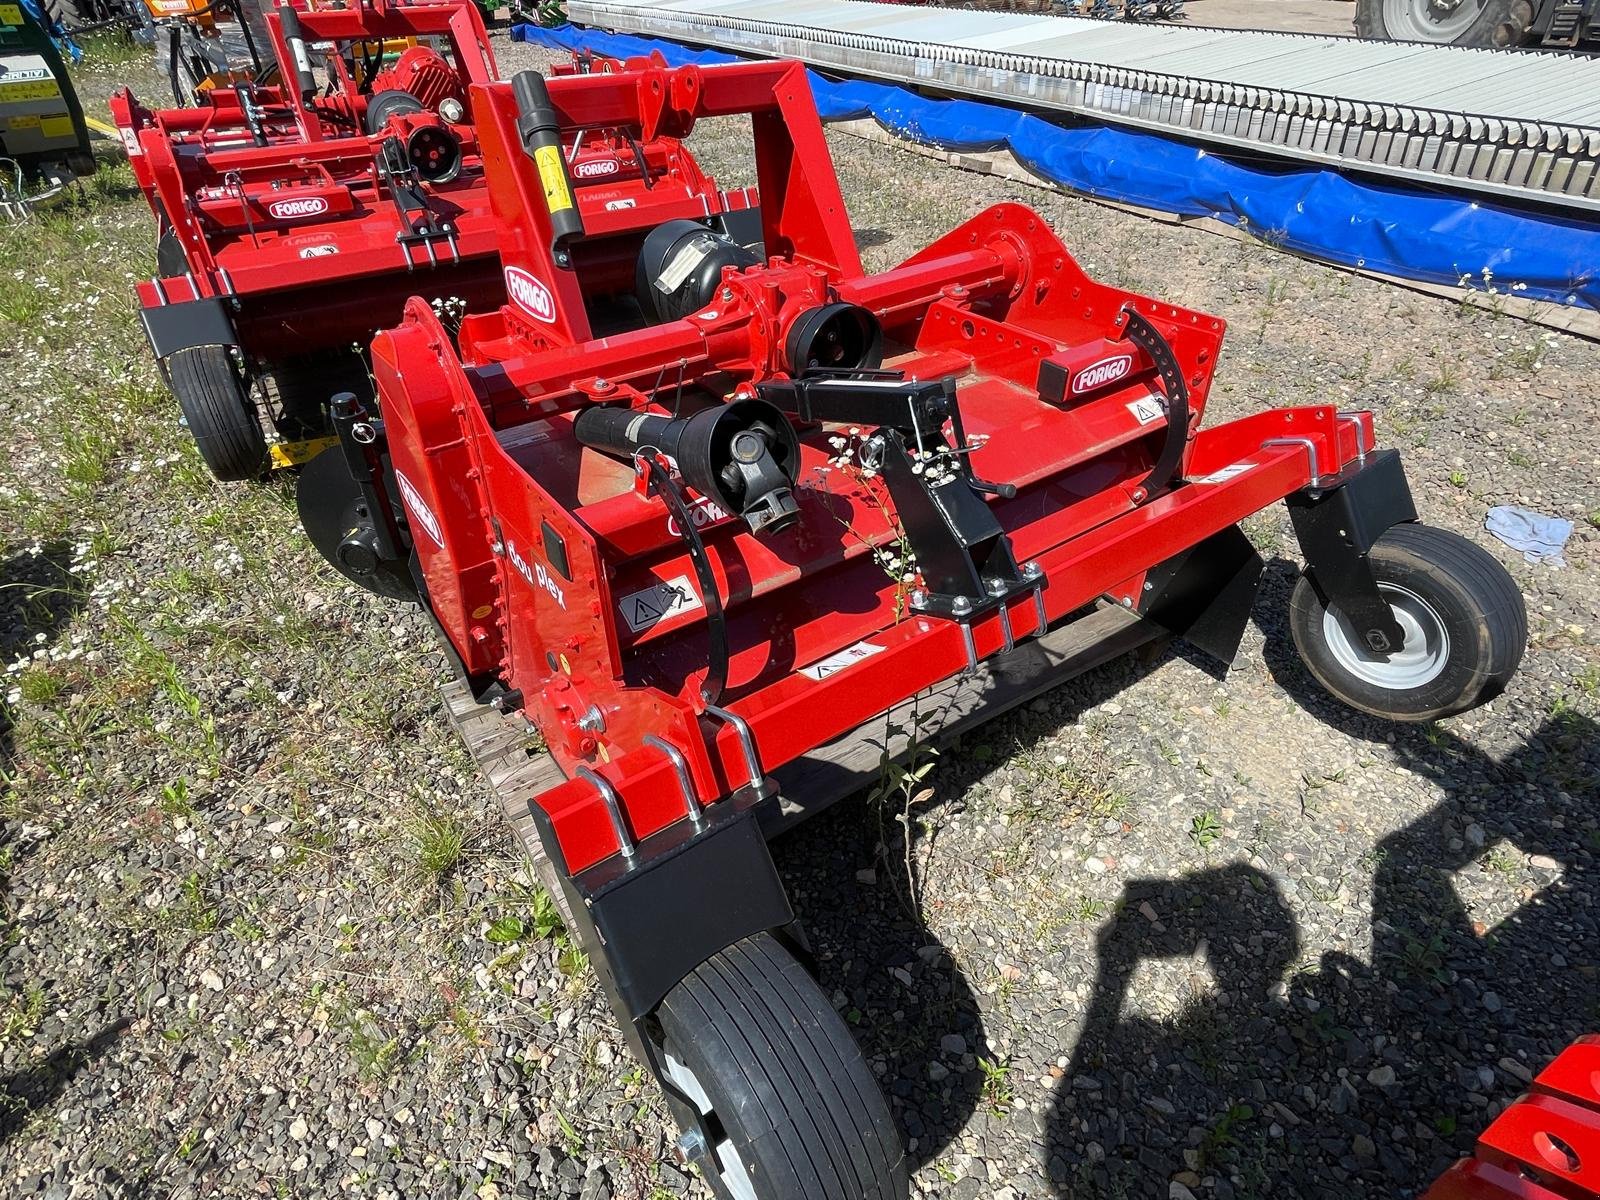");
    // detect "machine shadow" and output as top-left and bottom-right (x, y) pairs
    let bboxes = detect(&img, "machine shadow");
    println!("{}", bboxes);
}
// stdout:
(0, 541), (84, 772)
(768, 632), (1180, 1172)
(1046, 700), (1600, 1198)
(0, 1019), (130, 1146)
(0, 542), (91, 1144)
